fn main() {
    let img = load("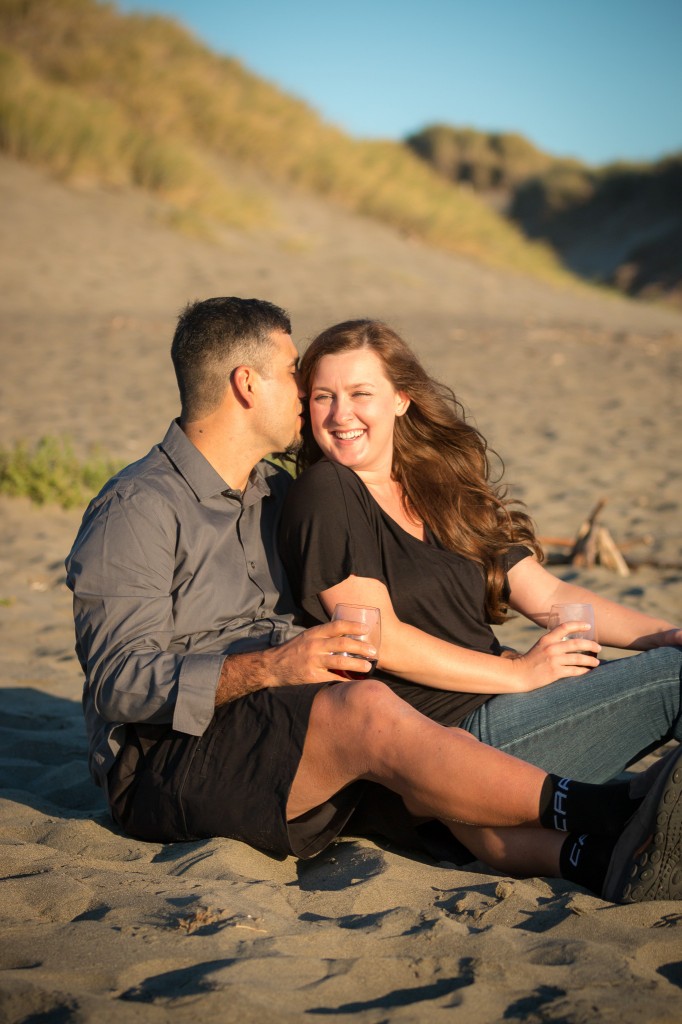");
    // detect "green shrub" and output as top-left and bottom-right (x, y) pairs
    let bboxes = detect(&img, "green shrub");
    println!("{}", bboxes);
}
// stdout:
(0, 436), (122, 509)
(405, 124), (554, 191)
